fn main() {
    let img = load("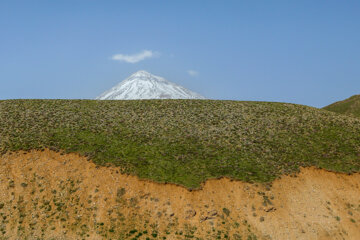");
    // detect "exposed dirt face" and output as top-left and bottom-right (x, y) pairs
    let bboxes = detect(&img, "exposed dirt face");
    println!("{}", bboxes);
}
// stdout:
(0, 150), (359, 240)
